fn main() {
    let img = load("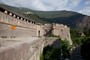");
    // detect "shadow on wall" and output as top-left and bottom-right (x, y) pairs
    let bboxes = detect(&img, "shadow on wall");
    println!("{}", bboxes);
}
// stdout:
(42, 39), (61, 60)
(51, 39), (61, 48)
(45, 38), (61, 48)
(42, 38), (73, 60)
(70, 45), (83, 60)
